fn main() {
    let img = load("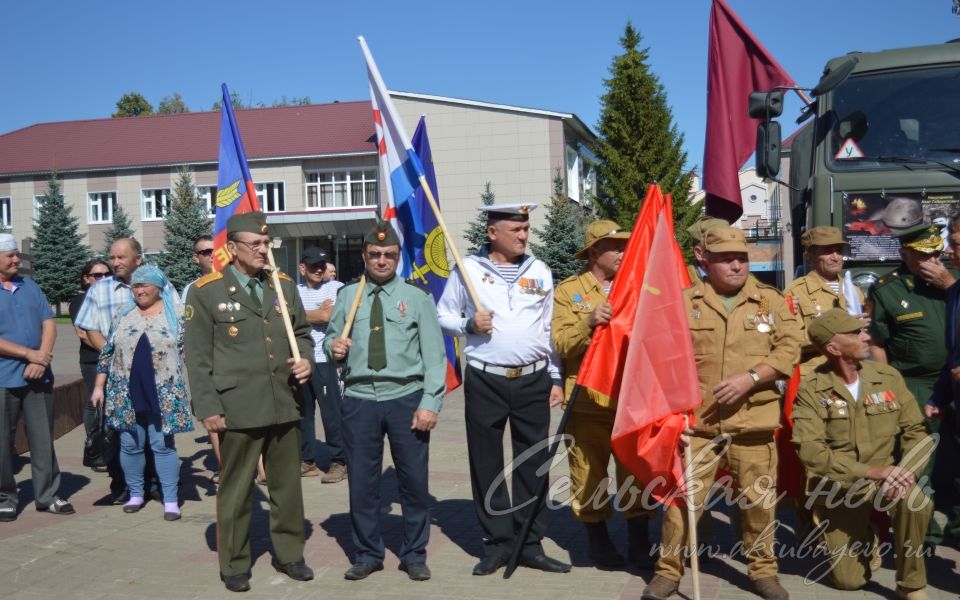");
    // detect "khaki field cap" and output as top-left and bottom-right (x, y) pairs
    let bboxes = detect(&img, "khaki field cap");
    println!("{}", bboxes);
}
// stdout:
(575, 220), (631, 259)
(807, 307), (868, 347)
(687, 216), (729, 243)
(702, 226), (749, 253)
(800, 226), (847, 248)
